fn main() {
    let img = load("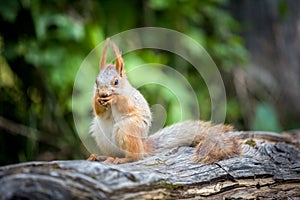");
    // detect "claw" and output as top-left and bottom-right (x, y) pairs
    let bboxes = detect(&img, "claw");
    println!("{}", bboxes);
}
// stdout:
(87, 154), (109, 161)
(100, 95), (113, 101)
(97, 95), (113, 106)
(99, 95), (117, 106)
